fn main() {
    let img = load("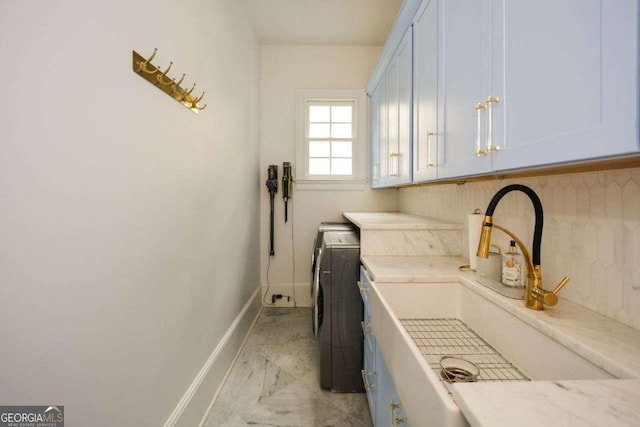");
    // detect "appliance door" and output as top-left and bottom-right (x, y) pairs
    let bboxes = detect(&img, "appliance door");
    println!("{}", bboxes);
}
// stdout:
(311, 246), (319, 298)
(312, 248), (324, 337)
